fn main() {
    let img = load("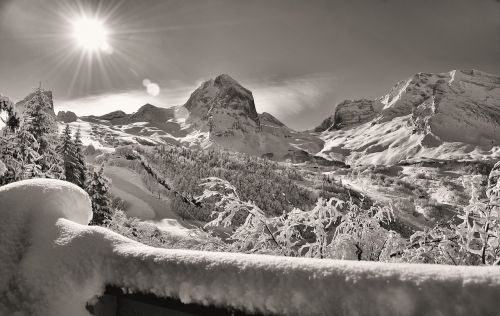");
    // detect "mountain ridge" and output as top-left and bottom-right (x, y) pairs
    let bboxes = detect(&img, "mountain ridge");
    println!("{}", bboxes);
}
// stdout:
(52, 69), (500, 165)
(318, 69), (500, 164)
